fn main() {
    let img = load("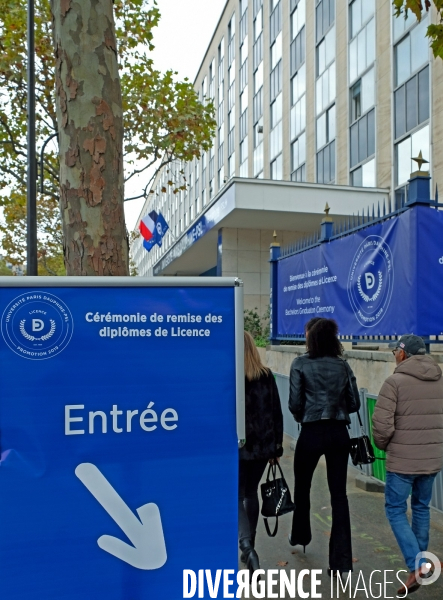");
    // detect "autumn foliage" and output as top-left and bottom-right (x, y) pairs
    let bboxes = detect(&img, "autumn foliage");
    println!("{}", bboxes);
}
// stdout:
(0, 0), (215, 274)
